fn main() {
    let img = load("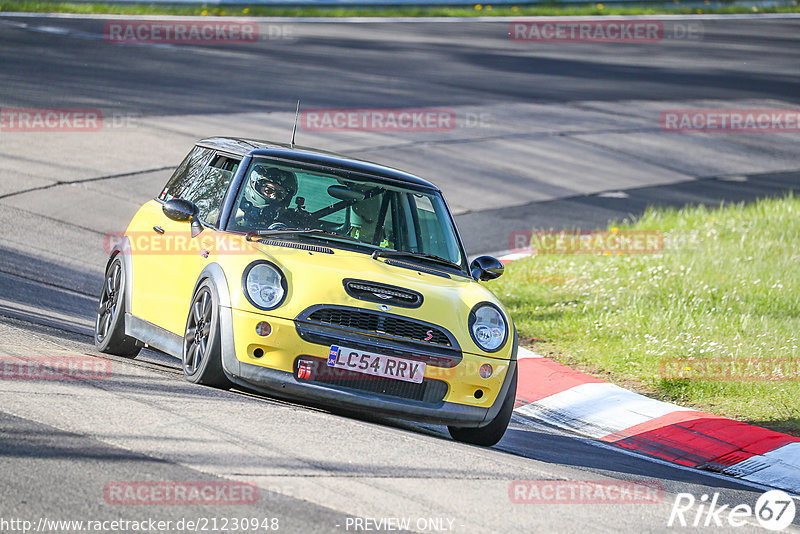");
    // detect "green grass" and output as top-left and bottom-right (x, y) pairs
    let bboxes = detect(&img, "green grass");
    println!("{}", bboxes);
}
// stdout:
(489, 194), (800, 435)
(1, 0), (799, 17)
